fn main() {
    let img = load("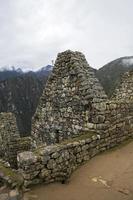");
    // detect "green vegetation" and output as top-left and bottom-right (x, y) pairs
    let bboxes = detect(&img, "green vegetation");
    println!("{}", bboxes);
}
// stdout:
(34, 131), (97, 155)
(0, 162), (23, 188)
(61, 131), (97, 145)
